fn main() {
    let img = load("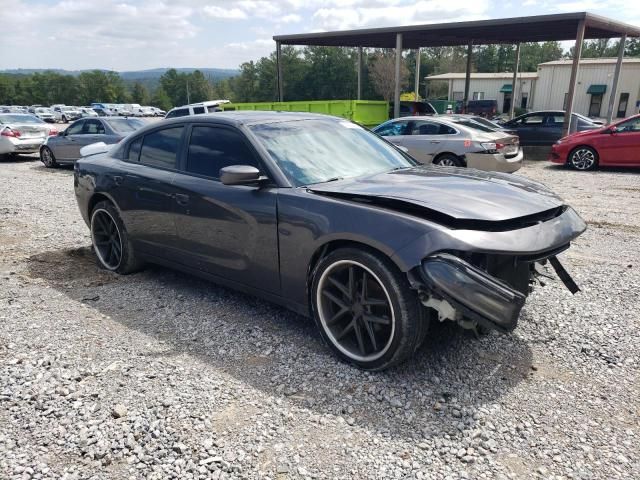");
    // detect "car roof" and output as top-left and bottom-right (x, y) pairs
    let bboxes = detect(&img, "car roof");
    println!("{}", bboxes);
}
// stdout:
(161, 110), (345, 127)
